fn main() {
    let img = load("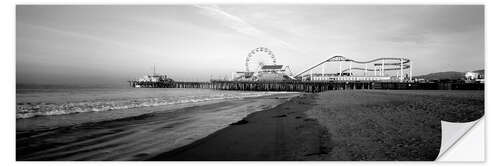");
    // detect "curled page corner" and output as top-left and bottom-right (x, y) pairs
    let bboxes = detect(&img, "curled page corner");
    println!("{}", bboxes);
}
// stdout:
(436, 118), (483, 160)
